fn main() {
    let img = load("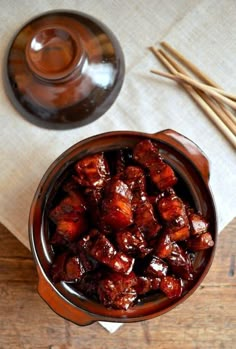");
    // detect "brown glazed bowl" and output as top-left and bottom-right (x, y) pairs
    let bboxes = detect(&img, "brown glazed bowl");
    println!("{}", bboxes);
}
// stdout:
(4, 10), (125, 129)
(29, 129), (217, 325)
